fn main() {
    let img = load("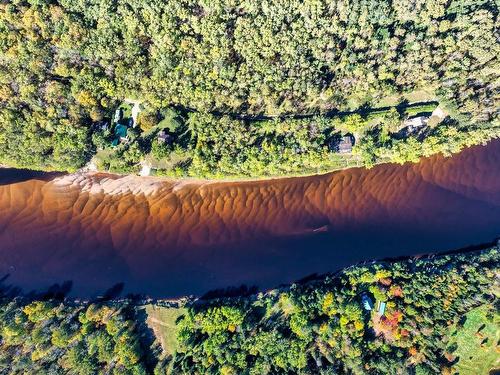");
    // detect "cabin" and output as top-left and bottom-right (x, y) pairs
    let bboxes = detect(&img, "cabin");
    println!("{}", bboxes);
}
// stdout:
(392, 116), (429, 139)
(116, 124), (128, 141)
(392, 115), (430, 139)
(338, 134), (354, 154)
(157, 130), (172, 144)
(361, 293), (374, 311)
(328, 134), (355, 154)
